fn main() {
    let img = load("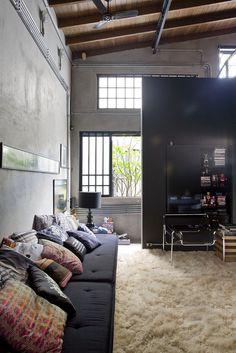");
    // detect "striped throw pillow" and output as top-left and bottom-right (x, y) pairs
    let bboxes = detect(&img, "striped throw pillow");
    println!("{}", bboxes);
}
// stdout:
(63, 236), (87, 262)
(10, 230), (38, 244)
